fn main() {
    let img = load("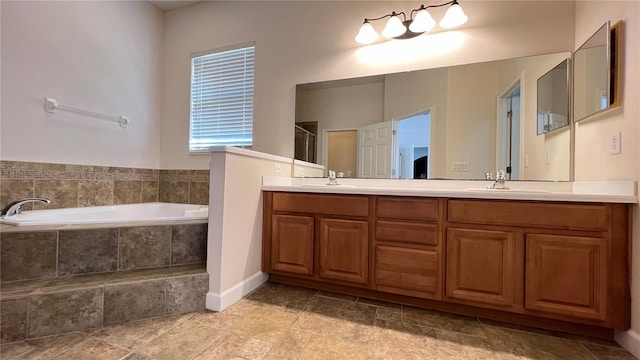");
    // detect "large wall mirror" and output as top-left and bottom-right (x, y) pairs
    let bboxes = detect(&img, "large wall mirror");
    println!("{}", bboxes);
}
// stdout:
(573, 21), (616, 121)
(537, 59), (570, 134)
(294, 52), (572, 181)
